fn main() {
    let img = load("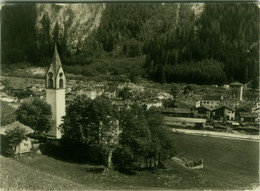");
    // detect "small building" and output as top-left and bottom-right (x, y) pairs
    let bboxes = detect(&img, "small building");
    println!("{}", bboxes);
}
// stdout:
(201, 96), (221, 109)
(194, 106), (212, 118)
(144, 100), (163, 110)
(161, 108), (191, 118)
(157, 92), (172, 100)
(212, 105), (235, 121)
(0, 121), (34, 155)
(238, 112), (259, 122)
(164, 117), (206, 128)
(111, 98), (128, 110)
(77, 88), (97, 100)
